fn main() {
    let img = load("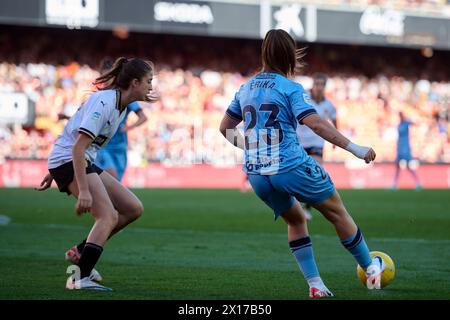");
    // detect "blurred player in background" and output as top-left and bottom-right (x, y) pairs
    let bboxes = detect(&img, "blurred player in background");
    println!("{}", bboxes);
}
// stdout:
(296, 73), (337, 219)
(95, 58), (148, 181)
(220, 29), (385, 298)
(392, 111), (422, 190)
(36, 57), (155, 291)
